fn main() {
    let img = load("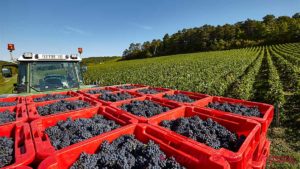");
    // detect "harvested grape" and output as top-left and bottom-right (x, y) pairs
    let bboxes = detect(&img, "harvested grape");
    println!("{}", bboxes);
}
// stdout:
(137, 88), (161, 94)
(163, 94), (195, 103)
(0, 137), (14, 168)
(45, 115), (121, 150)
(33, 94), (71, 102)
(99, 92), (134, 102)
(208, 102), (263, 117)
(70, 135), (185, 169)
(160, 116), (245, 151)
(0, 110), (16, 125)
(37, 100), (90, 116)
(120, 100), (170, 117)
